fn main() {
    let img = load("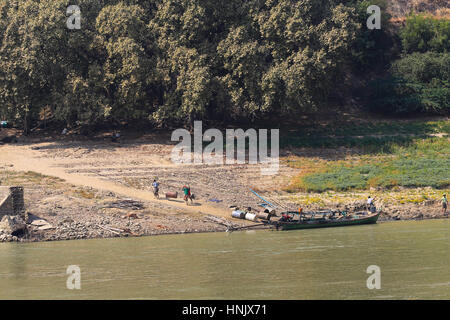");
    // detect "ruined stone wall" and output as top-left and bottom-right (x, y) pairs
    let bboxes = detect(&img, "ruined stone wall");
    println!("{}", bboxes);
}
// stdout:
(0, 186), (24, 218)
